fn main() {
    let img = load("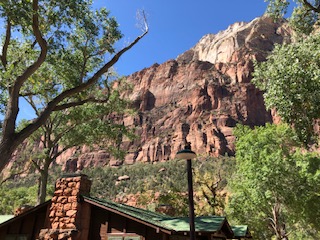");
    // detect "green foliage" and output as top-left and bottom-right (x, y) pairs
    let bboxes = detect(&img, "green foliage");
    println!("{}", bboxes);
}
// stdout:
(0, 182), (54, 215)
(0, 184), (37, 214)
(194, 157), (235, 216)
(83, 160), (189, 200)
(157, 191), (189, 217)
(0, 0), (147, 172)
(264, 0), (320, 35)
(253, 34), (320, 145)
(265, 0), (290, 19)
(0, 0), (122, 103)
(15, 75), (135, 204)
(83, 156), (235, 217)
(227, 123), (320, 239)
(290, 2), (319, 36)
(0, 156), (235, 217)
